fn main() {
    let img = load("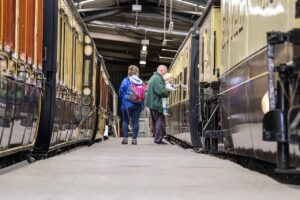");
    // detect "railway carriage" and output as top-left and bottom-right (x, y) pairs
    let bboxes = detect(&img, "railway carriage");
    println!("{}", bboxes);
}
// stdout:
(217, 0), (300, 171)
(0, 0), (118, 164)
(167, 0), (300, 172)
(166, 37), (193, 144)
(33, 0), (100, 156)
(0, 0), (44, 159)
